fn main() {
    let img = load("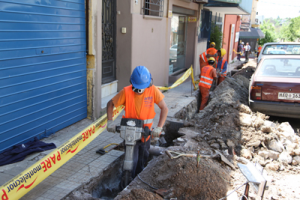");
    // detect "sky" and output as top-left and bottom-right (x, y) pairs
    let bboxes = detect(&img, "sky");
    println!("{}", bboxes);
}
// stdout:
(257, 0), (300, 19)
